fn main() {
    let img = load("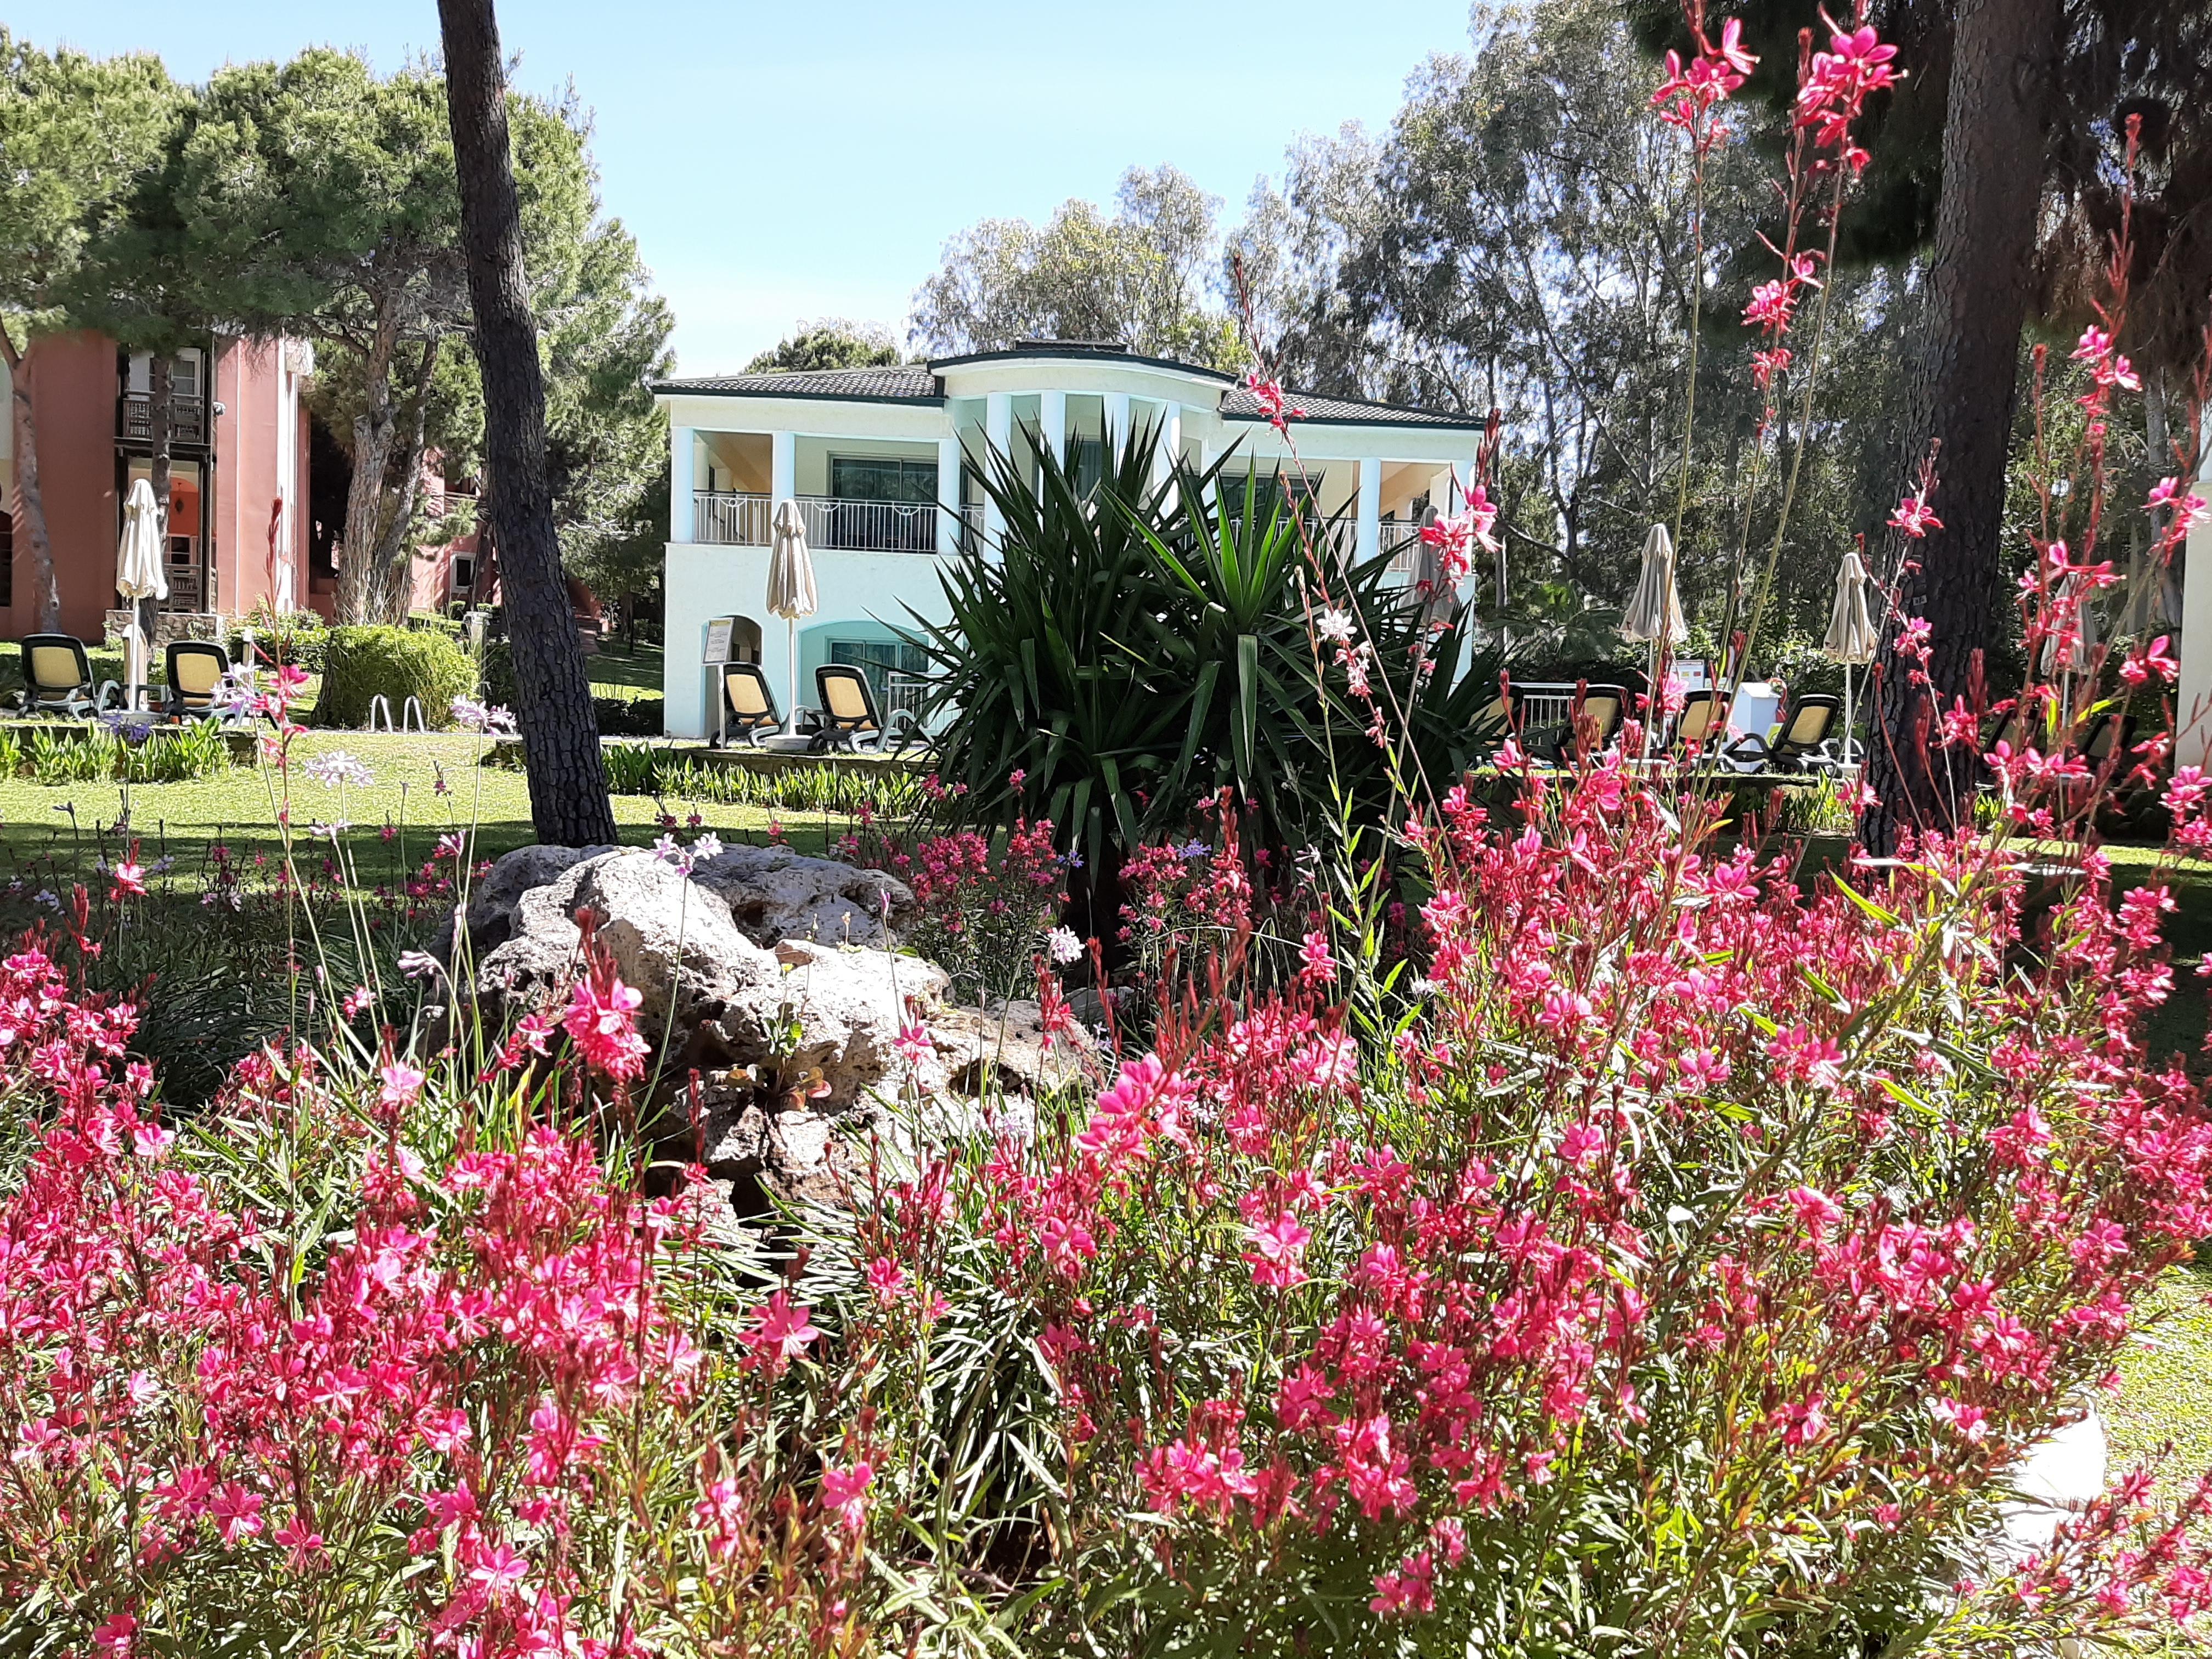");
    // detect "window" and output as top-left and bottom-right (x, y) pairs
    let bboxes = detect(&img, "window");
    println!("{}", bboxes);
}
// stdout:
(830, 639), (931, 714)
(453, 554), (476, 594)
(1068, 436), (1108, 498)
(127, 348), (203, 398)
(828, 455), (939, 503)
